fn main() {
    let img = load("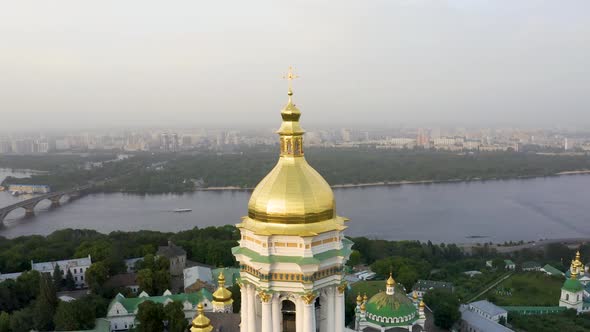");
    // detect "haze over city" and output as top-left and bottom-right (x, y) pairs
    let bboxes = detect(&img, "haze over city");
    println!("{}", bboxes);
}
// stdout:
(1, 0), (589, 131)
